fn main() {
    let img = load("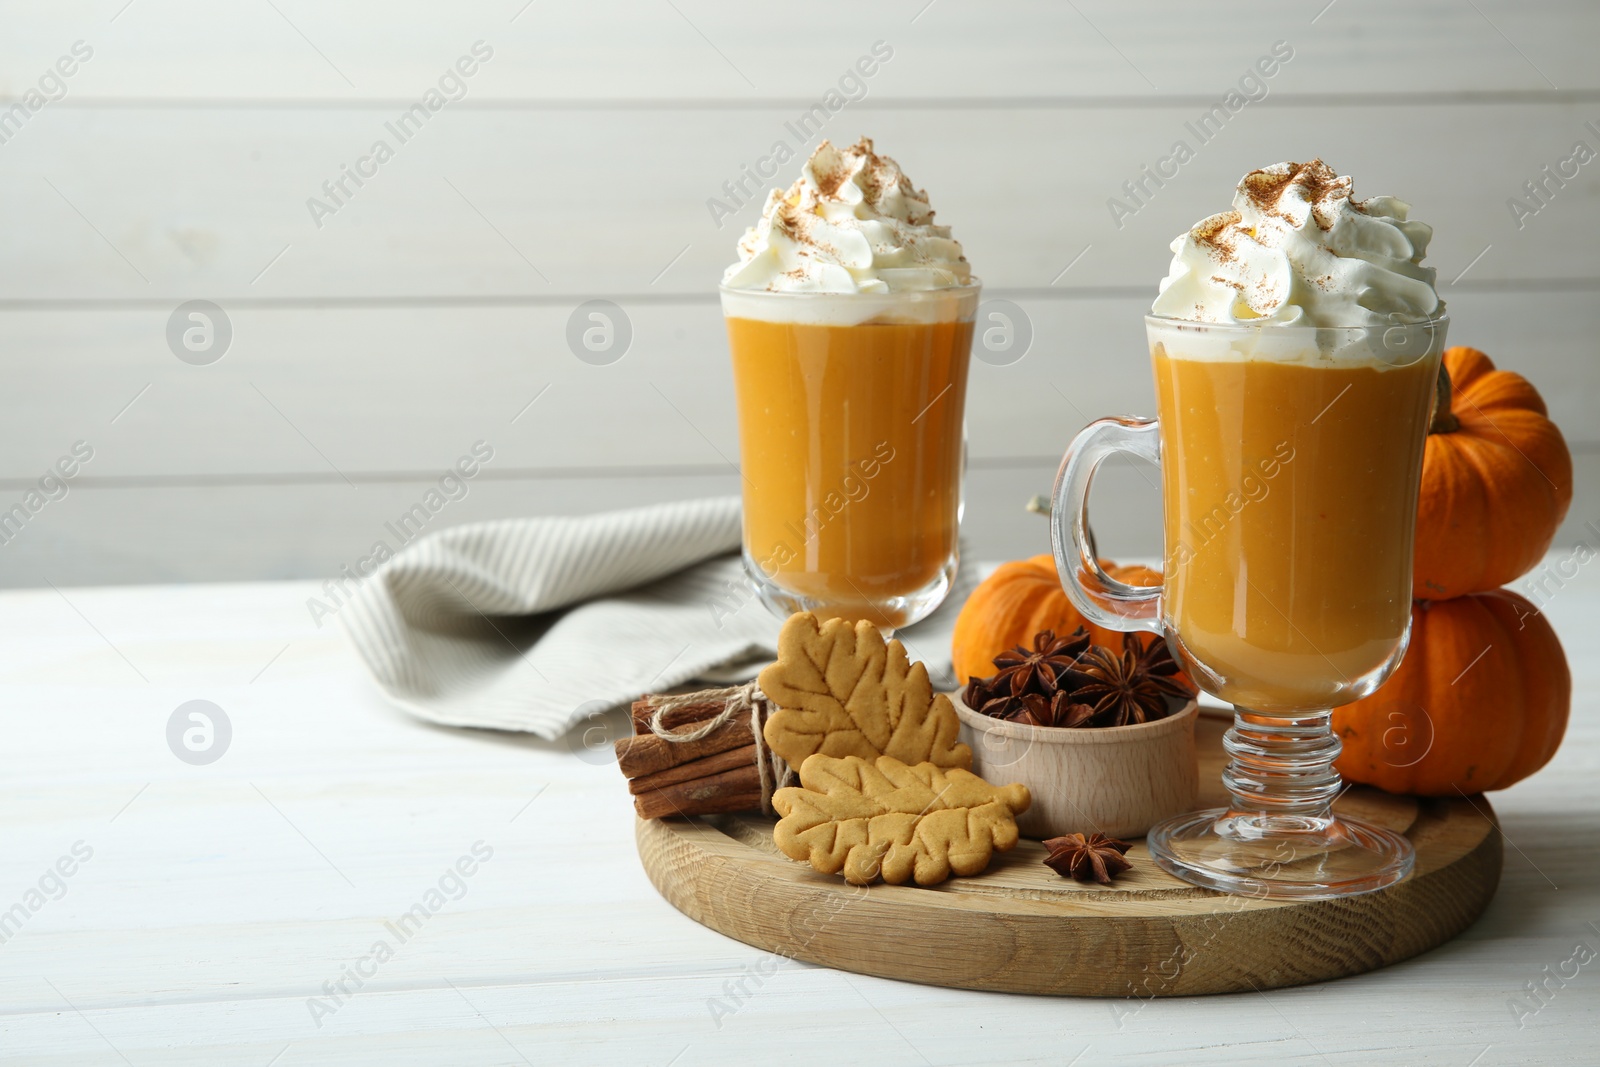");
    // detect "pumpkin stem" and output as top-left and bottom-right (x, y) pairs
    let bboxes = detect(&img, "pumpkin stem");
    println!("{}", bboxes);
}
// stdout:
(1430, 363), (1460, 434)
